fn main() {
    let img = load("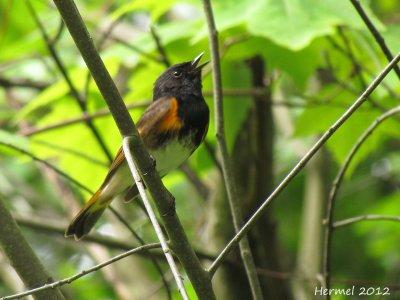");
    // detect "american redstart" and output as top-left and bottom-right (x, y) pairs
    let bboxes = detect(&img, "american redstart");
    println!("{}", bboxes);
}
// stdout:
(65, 53), (209, 240)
